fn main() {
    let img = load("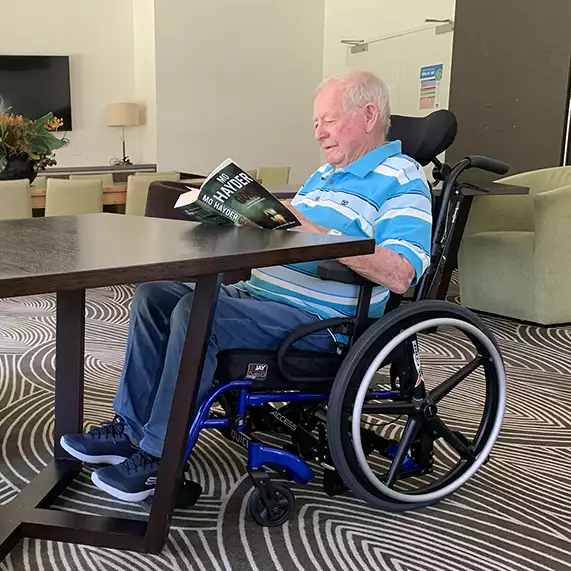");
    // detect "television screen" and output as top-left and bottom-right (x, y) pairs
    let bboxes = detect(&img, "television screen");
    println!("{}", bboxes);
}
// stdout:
(0, 55), (72, 130)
